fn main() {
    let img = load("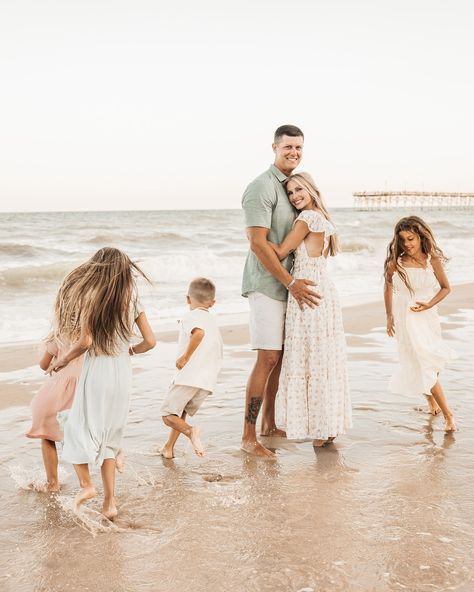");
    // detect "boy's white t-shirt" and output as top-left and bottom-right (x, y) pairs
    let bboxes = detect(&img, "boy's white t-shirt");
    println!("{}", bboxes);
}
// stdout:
(173, 308), (223, 392)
